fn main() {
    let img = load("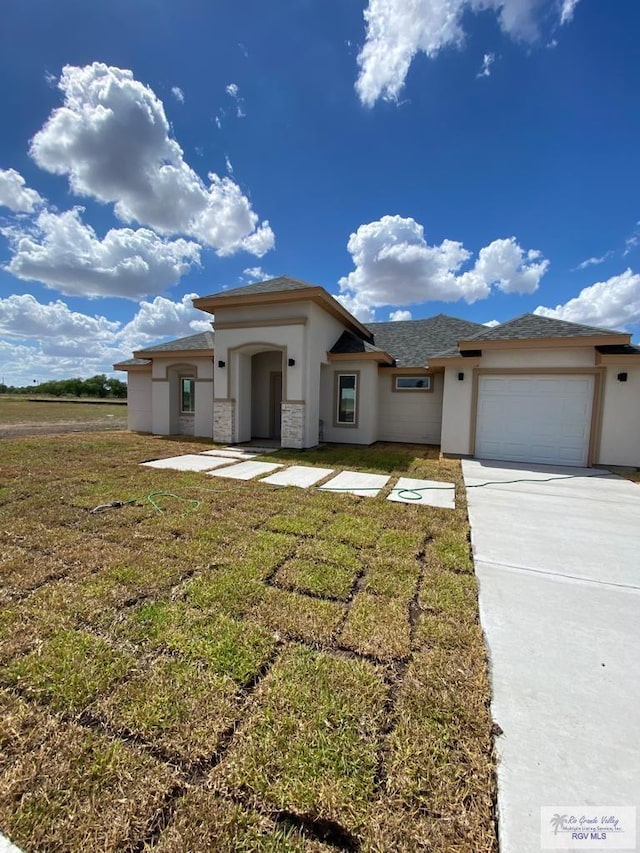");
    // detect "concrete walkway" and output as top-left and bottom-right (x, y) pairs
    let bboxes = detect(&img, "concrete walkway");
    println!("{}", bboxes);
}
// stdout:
(462, 459), (640, 853)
